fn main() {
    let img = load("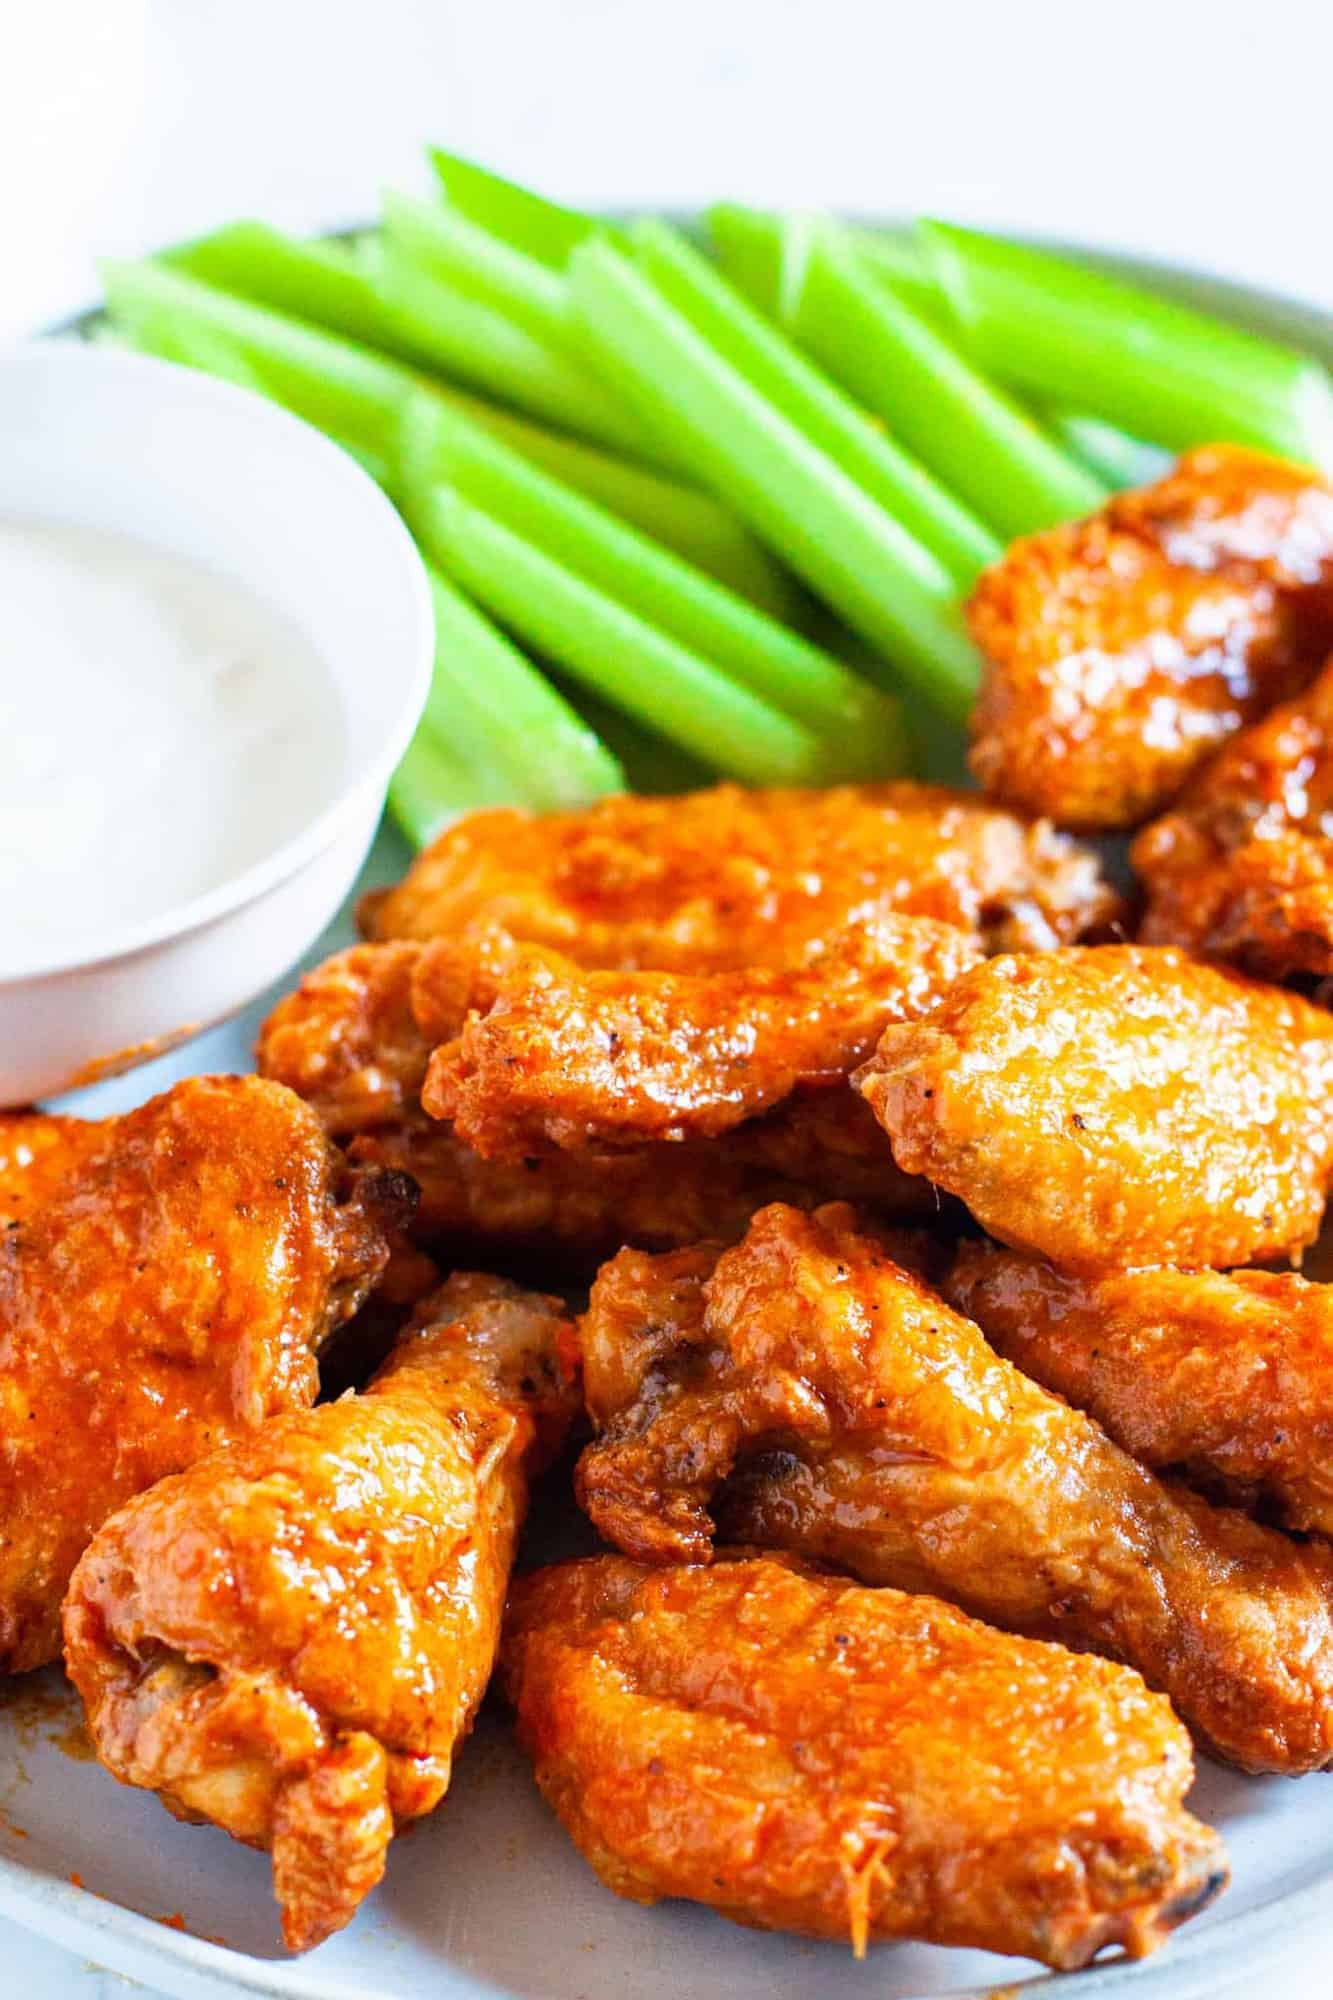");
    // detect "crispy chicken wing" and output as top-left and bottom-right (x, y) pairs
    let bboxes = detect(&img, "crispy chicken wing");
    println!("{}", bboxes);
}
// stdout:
(361, 783), (1119, 963)
(948, 1243), (1333, 1538)
(1134, 655), (1333, 981)
(968, 446), (1333, 830)
(576, 1203), (1333, 1772)
(259, 943), (938, 1261)
(64, 1272), (577, 1952)
(0, 1076), (399, 1674)
(855, 944), (1333, 1272)
(502, 1554), (1226, 1969)
(421, 917), (980, 1157)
